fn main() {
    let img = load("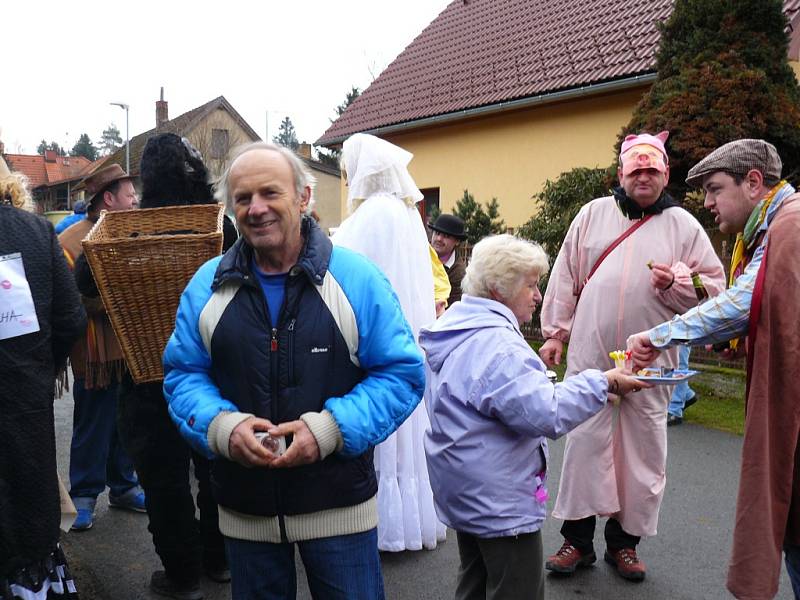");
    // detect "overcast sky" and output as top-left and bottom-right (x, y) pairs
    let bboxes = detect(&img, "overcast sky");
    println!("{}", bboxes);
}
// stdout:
(1, 0), (452, 155)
